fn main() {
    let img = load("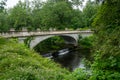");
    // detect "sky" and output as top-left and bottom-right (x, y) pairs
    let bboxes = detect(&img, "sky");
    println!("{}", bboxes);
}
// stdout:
(6, 0), (88, 8)
(6, 0), (31, 8)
